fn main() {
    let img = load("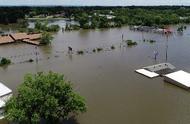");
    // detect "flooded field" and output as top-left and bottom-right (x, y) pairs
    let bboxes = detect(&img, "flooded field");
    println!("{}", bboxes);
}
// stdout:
(1, 20), (190, 124)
